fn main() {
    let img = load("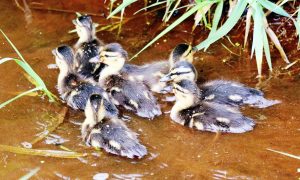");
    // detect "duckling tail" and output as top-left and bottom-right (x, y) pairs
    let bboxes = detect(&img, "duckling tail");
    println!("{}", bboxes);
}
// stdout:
(201, 80), (281, 108)
(183, 102), (255, 133)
